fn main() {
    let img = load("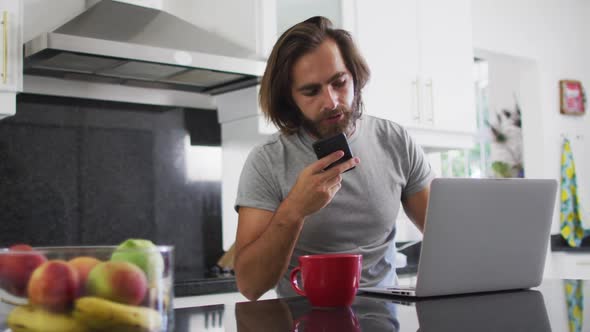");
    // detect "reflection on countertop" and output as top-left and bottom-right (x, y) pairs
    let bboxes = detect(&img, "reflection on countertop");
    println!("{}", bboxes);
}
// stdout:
(172, 278), (579, 331)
